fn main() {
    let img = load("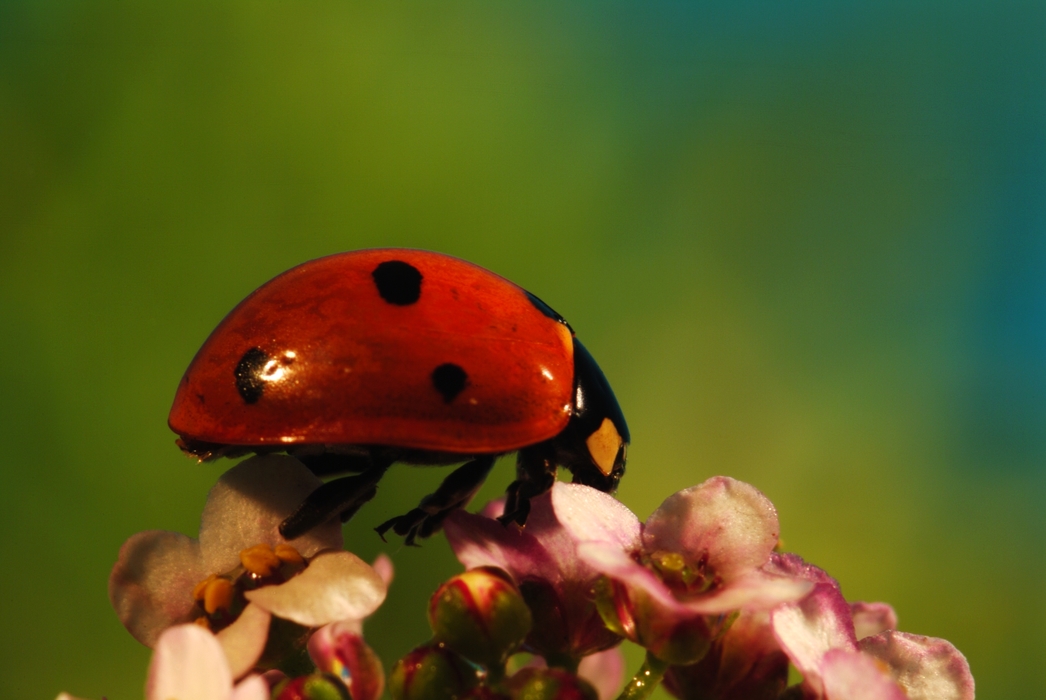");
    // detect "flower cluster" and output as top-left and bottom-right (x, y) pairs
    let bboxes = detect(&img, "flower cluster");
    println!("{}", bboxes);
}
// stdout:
(60, 455), (973, 700)
(102, 455), (391, 700)
(436, 479), (973, 700)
